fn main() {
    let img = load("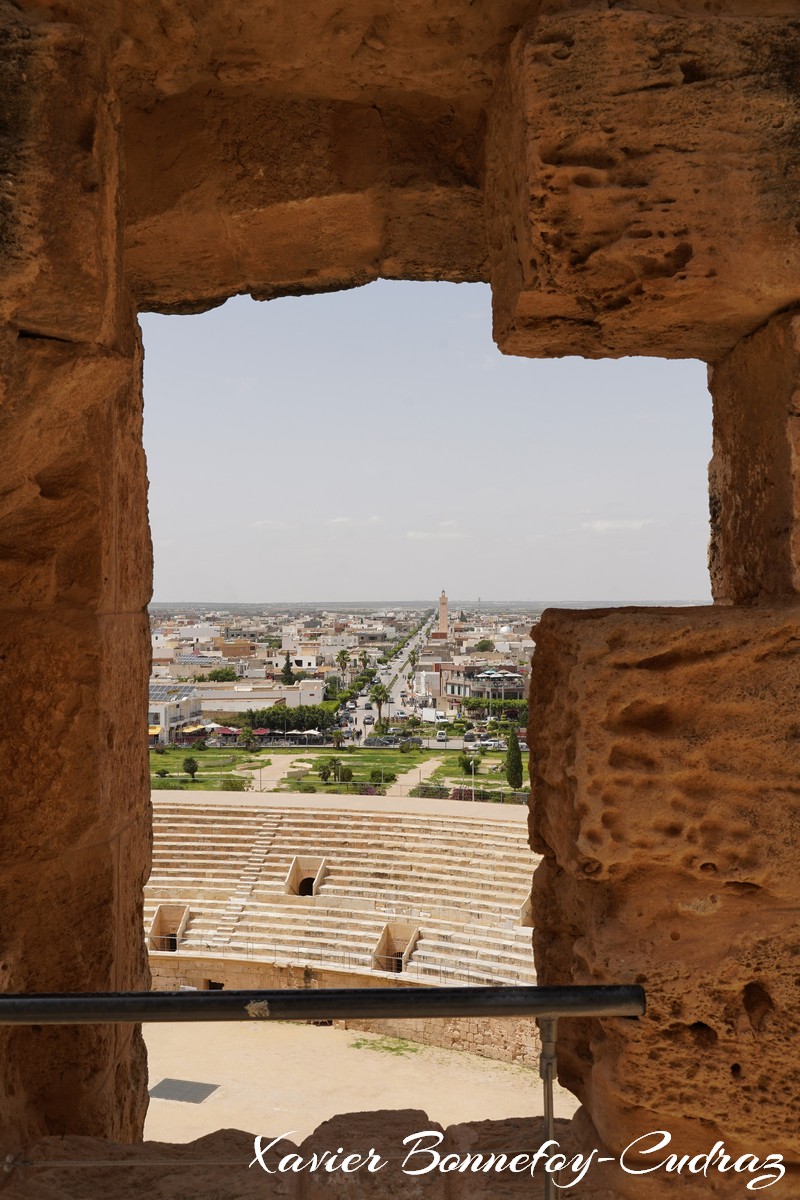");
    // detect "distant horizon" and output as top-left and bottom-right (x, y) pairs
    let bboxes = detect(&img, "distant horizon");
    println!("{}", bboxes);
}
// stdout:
(149, 597), (709, 609)
(142, 282), (713, 605)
